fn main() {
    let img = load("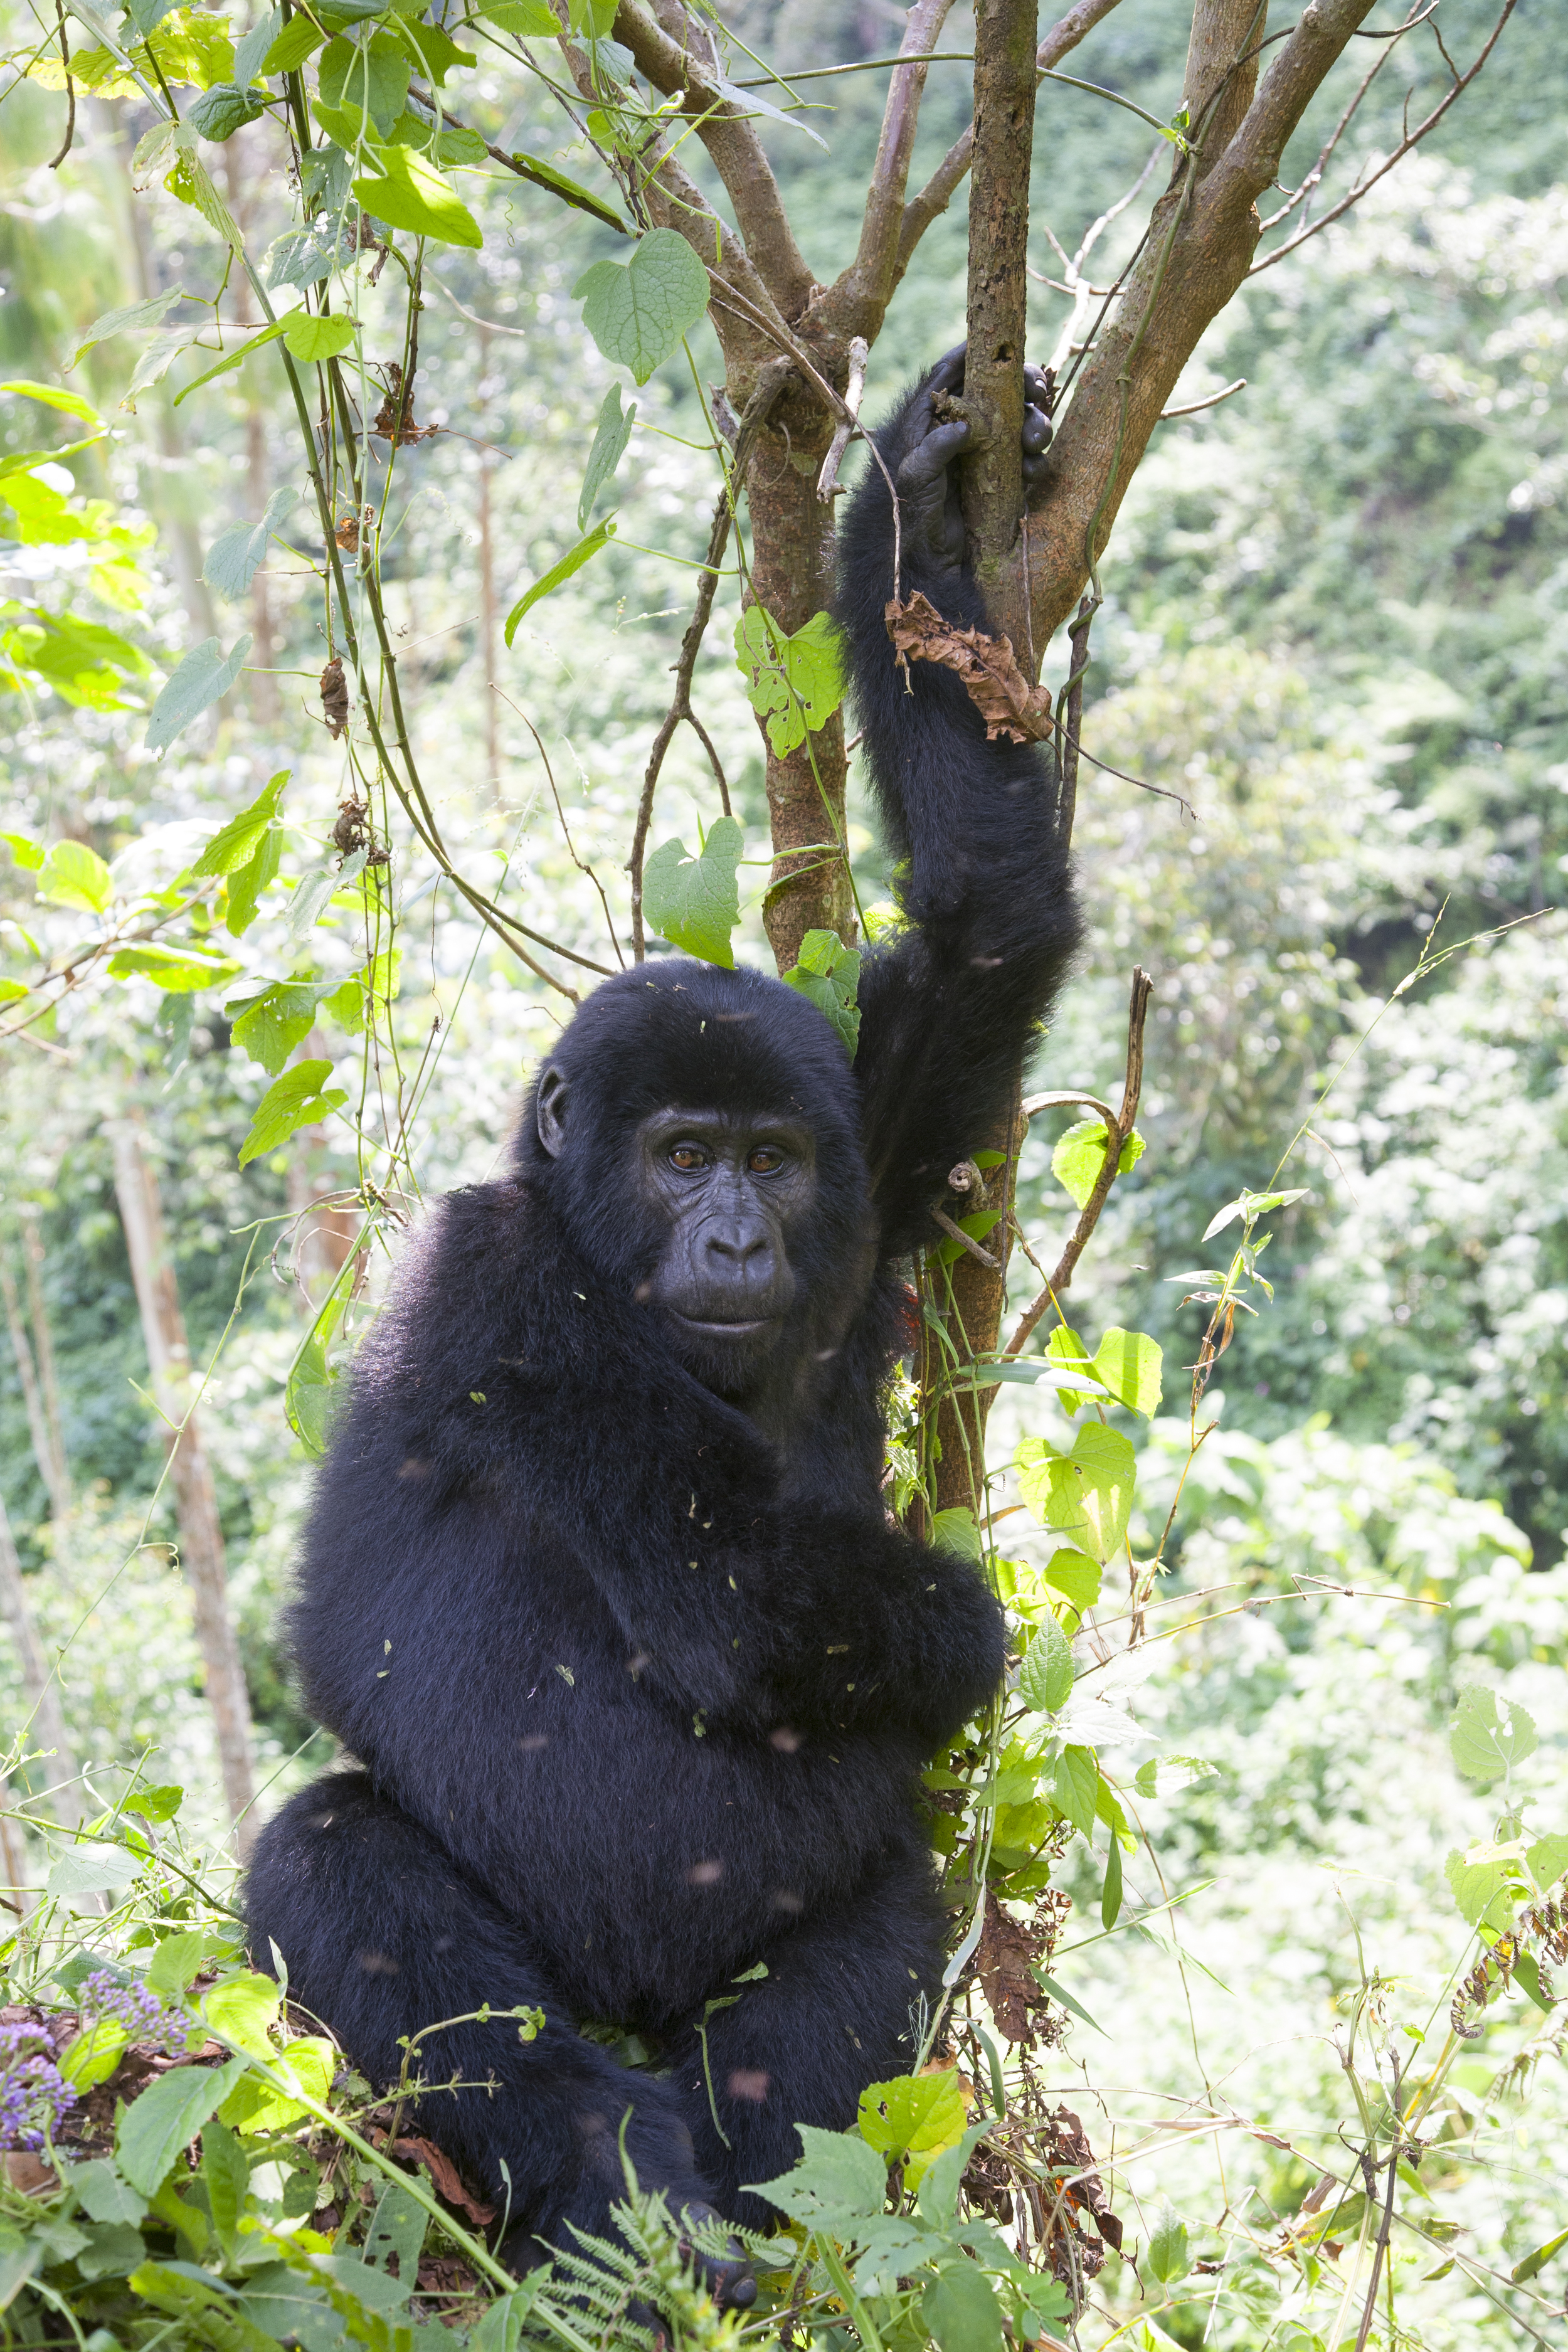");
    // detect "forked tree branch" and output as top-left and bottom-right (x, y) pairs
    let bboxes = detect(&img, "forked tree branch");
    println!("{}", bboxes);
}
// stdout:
(891, 0), (1128, 297)
(826, 0), (958, 337)
(612, 0), (816, 320)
